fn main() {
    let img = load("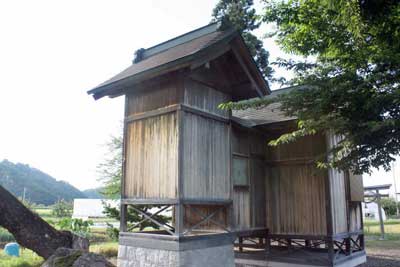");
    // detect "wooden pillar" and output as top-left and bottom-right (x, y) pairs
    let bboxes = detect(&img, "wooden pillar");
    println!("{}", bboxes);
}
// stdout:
(345, 237), (351, 255)
(265, 237), (271, 255)
(120, 204), (127, 232)
(376, 189), (385, 240)
(327, 239), (335, 265)
(174, 204), (184, 237)
(120, 95), (128, 233)
(359, 202), (365, 249)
